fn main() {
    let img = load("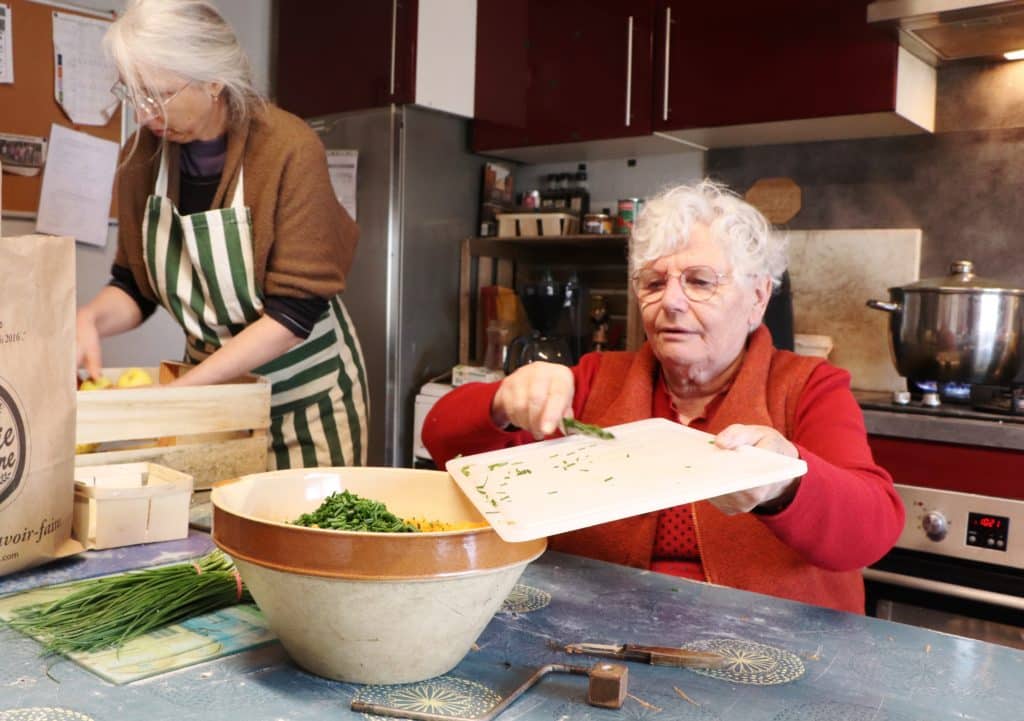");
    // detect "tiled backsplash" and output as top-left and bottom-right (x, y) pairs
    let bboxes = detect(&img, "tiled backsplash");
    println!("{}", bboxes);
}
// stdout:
(707, 127), (1024, 284)
(708, 60), (1024, 285)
